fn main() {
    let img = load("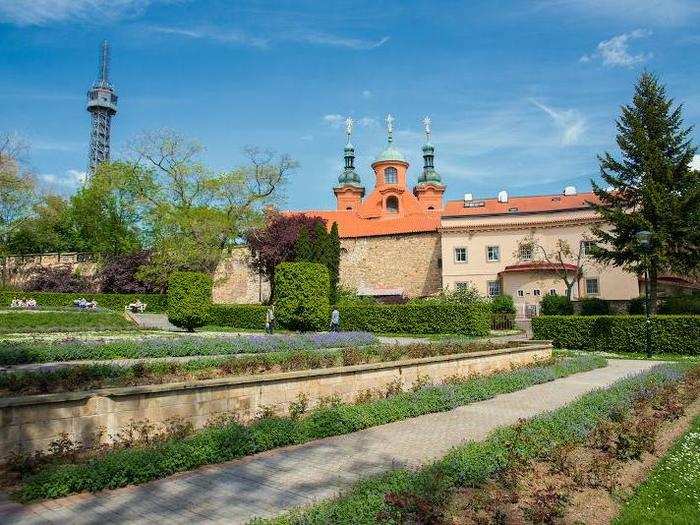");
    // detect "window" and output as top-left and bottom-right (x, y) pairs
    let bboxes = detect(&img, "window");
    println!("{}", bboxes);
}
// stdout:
(384, 166), (398, 184)
(519, 245), (533, 261)
(487, 280), (502, 297)
(455, 282), (469, 291)
(586, 278), (600, 295)
(581, 240), (596, 255)
(533, 289), (541, 297)
(549, 289), (557, 295)
(386, 196), (399, 213)
(517, 290), (524, 297)
(486, 245), (500, 262)
(454, 247), (468, 263)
